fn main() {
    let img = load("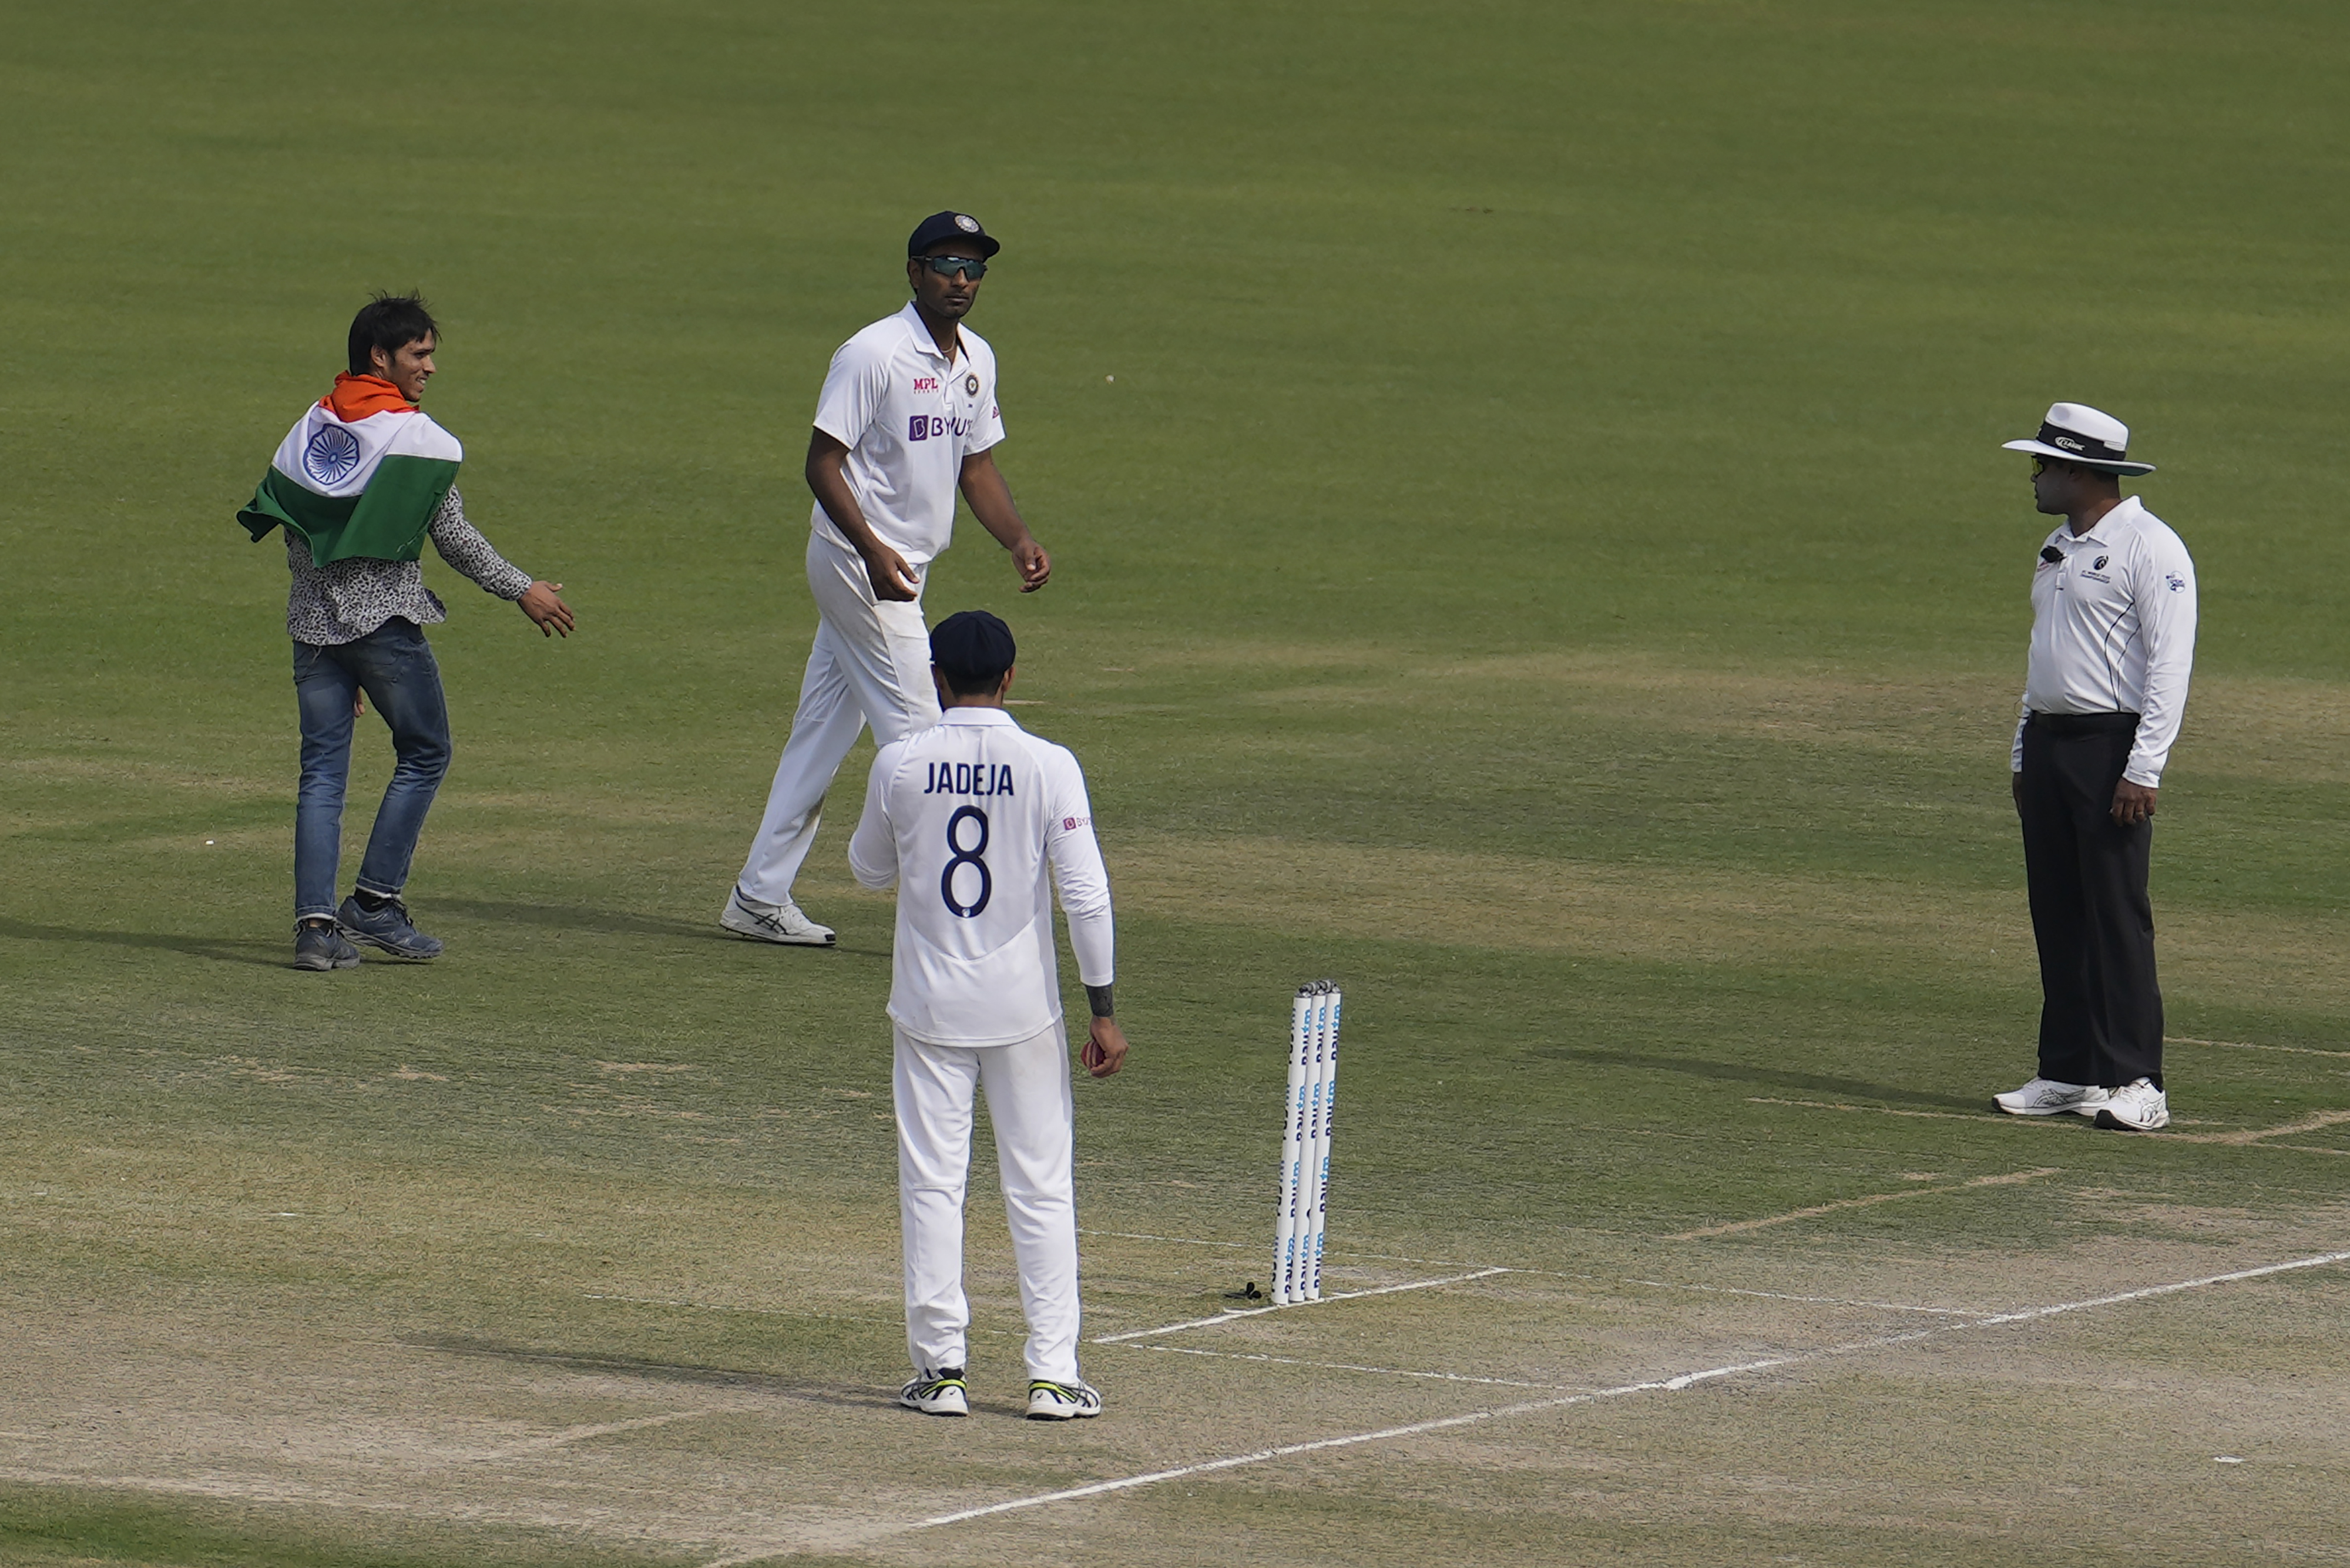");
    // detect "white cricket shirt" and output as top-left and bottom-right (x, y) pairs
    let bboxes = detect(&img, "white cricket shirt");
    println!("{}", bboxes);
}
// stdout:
(848, 707), (1113, 1047)
(809, 302), (1006, 566)
(2013, 496), (2198, 787)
